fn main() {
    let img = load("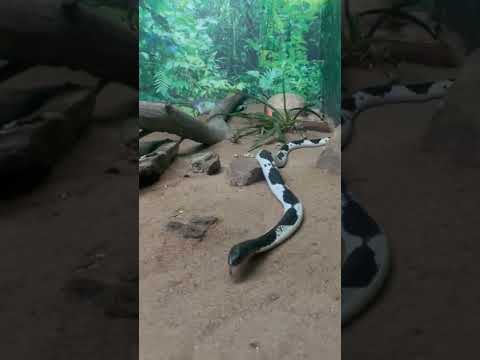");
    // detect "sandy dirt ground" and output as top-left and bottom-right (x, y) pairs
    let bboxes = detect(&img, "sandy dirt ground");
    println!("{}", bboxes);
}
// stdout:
(0, 69), (138, 359)
(342, 63), (480, 358)
(139, 117), (341, 360)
